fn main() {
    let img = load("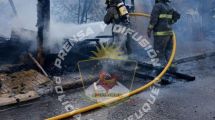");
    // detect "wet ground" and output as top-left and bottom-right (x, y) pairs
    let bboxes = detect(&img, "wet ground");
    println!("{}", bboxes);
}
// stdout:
(0, 34), (215, 120)
(0, 54), (214, 120)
